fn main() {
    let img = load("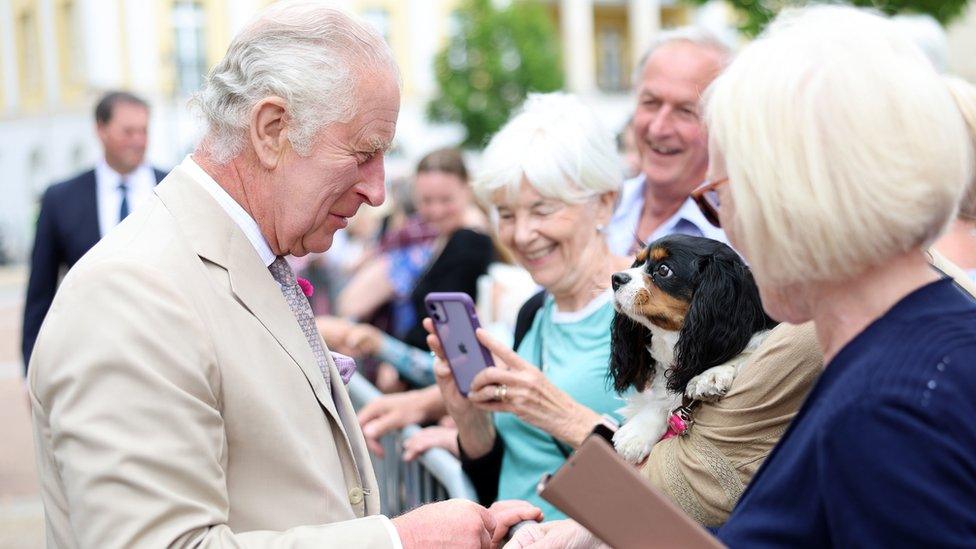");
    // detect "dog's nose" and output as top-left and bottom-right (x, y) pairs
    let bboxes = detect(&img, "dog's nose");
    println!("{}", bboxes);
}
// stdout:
(611, 272), (631, 291)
